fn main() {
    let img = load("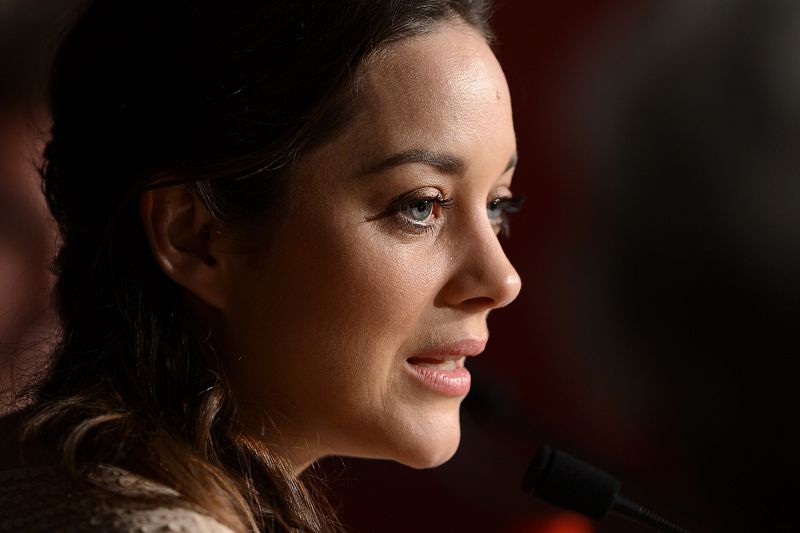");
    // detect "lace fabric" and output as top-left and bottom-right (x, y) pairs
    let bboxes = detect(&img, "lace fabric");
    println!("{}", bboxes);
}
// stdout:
(0, 463), (235, 532)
